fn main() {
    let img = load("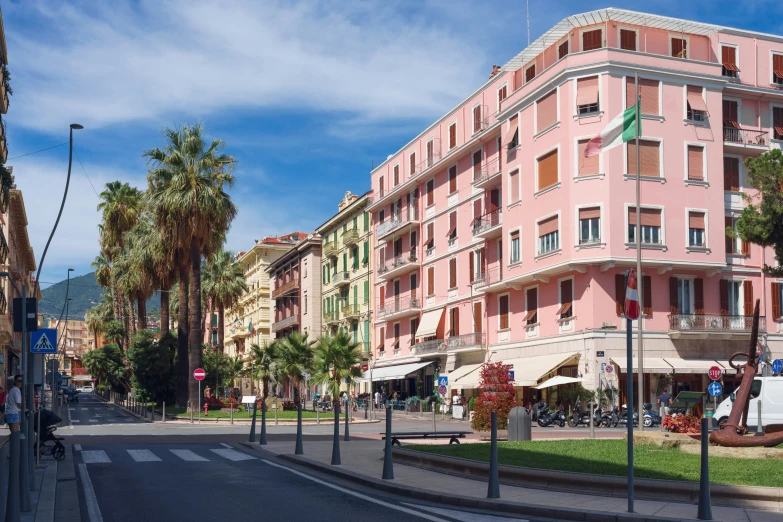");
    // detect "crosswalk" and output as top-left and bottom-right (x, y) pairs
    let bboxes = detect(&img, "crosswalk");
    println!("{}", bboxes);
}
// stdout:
(79, 447), (255, 465)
